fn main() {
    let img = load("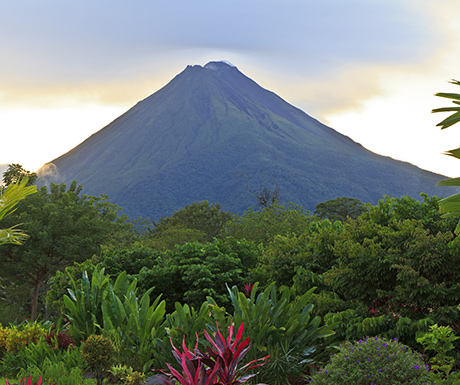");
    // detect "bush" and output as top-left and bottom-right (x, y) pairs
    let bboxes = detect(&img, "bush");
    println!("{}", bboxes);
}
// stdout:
(81, 334), (116, 385)
(310, 336), (431, 384)
(0, 338), (83, 378)
(44, 330), (74, 351)
(4, 322), (48, 354)
(17, 359), (92, 385)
